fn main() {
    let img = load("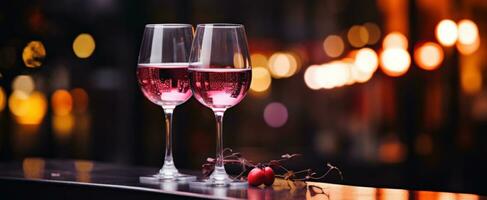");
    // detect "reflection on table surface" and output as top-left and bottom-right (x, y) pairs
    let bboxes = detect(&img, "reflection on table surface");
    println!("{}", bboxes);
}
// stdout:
(0, 158), (483, 200)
